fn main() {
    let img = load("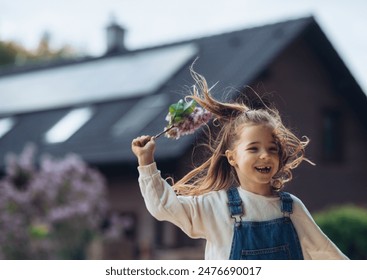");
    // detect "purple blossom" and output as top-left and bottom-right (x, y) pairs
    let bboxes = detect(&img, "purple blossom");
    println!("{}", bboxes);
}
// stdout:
(165, 107), (212, 139)
(0, 144), (123, 259)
